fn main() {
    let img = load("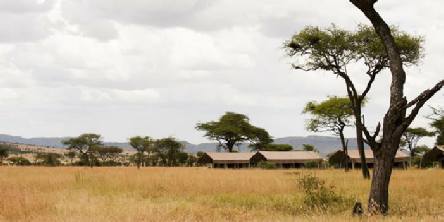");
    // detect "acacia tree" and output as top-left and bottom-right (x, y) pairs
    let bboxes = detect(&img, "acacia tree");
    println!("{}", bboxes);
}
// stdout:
(285, 24), (422, 179)
(401, 127), (434, 166)
(348, 0), (444, 214)
(429, 107), (444, 145)
(302, 144), (318, 153)
(303, 96), (355, 171)
(129, 136), (154, 169)
(62, 133), (103, 168)
(196, 112), (272, 152)
(0, 144), (10, 165)
(155, 137), (183, 166)
(95, 146), (123, 165)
